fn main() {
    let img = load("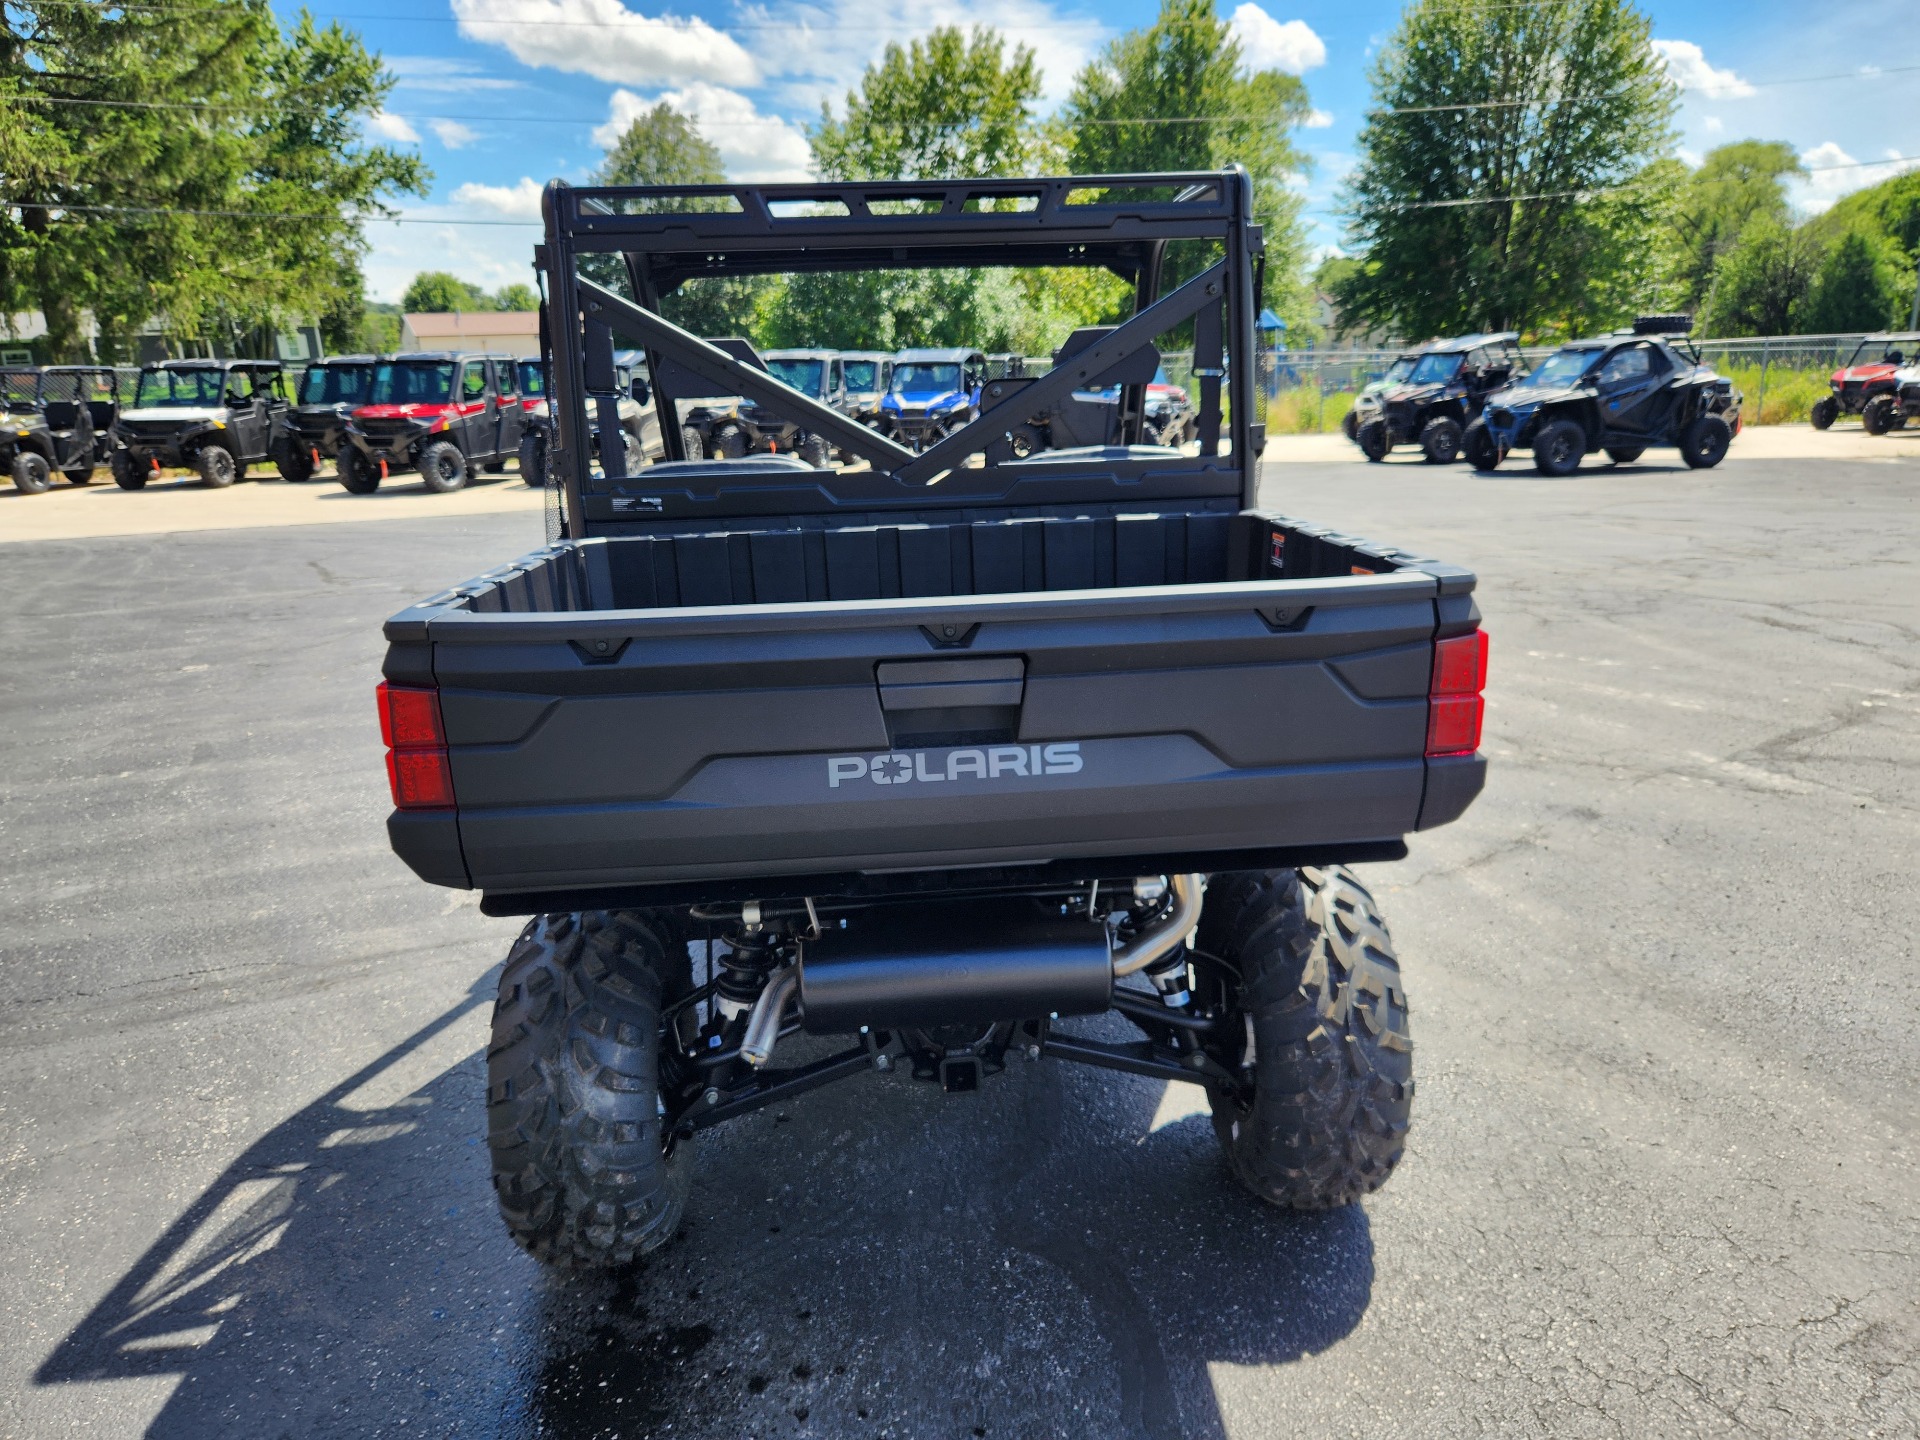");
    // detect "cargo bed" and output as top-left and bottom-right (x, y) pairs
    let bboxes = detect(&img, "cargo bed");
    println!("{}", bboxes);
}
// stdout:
(382, 506), (1484, 906)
